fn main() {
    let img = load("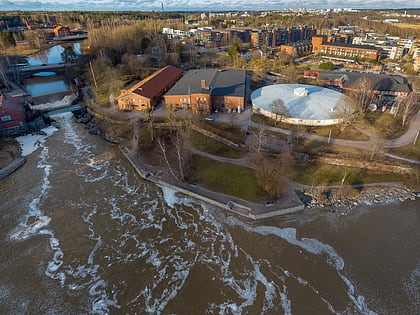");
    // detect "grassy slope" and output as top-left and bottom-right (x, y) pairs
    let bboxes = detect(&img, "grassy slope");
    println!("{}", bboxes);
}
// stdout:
(190, 155), (269, 203)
